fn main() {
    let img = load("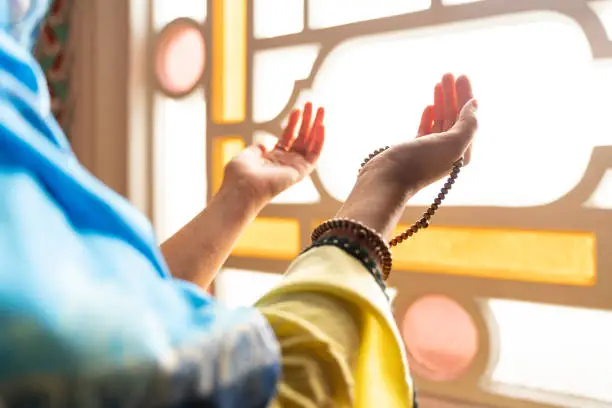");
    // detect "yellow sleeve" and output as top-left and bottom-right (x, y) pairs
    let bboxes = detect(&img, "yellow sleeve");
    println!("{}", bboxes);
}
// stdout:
(256, 246), (414, 408)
